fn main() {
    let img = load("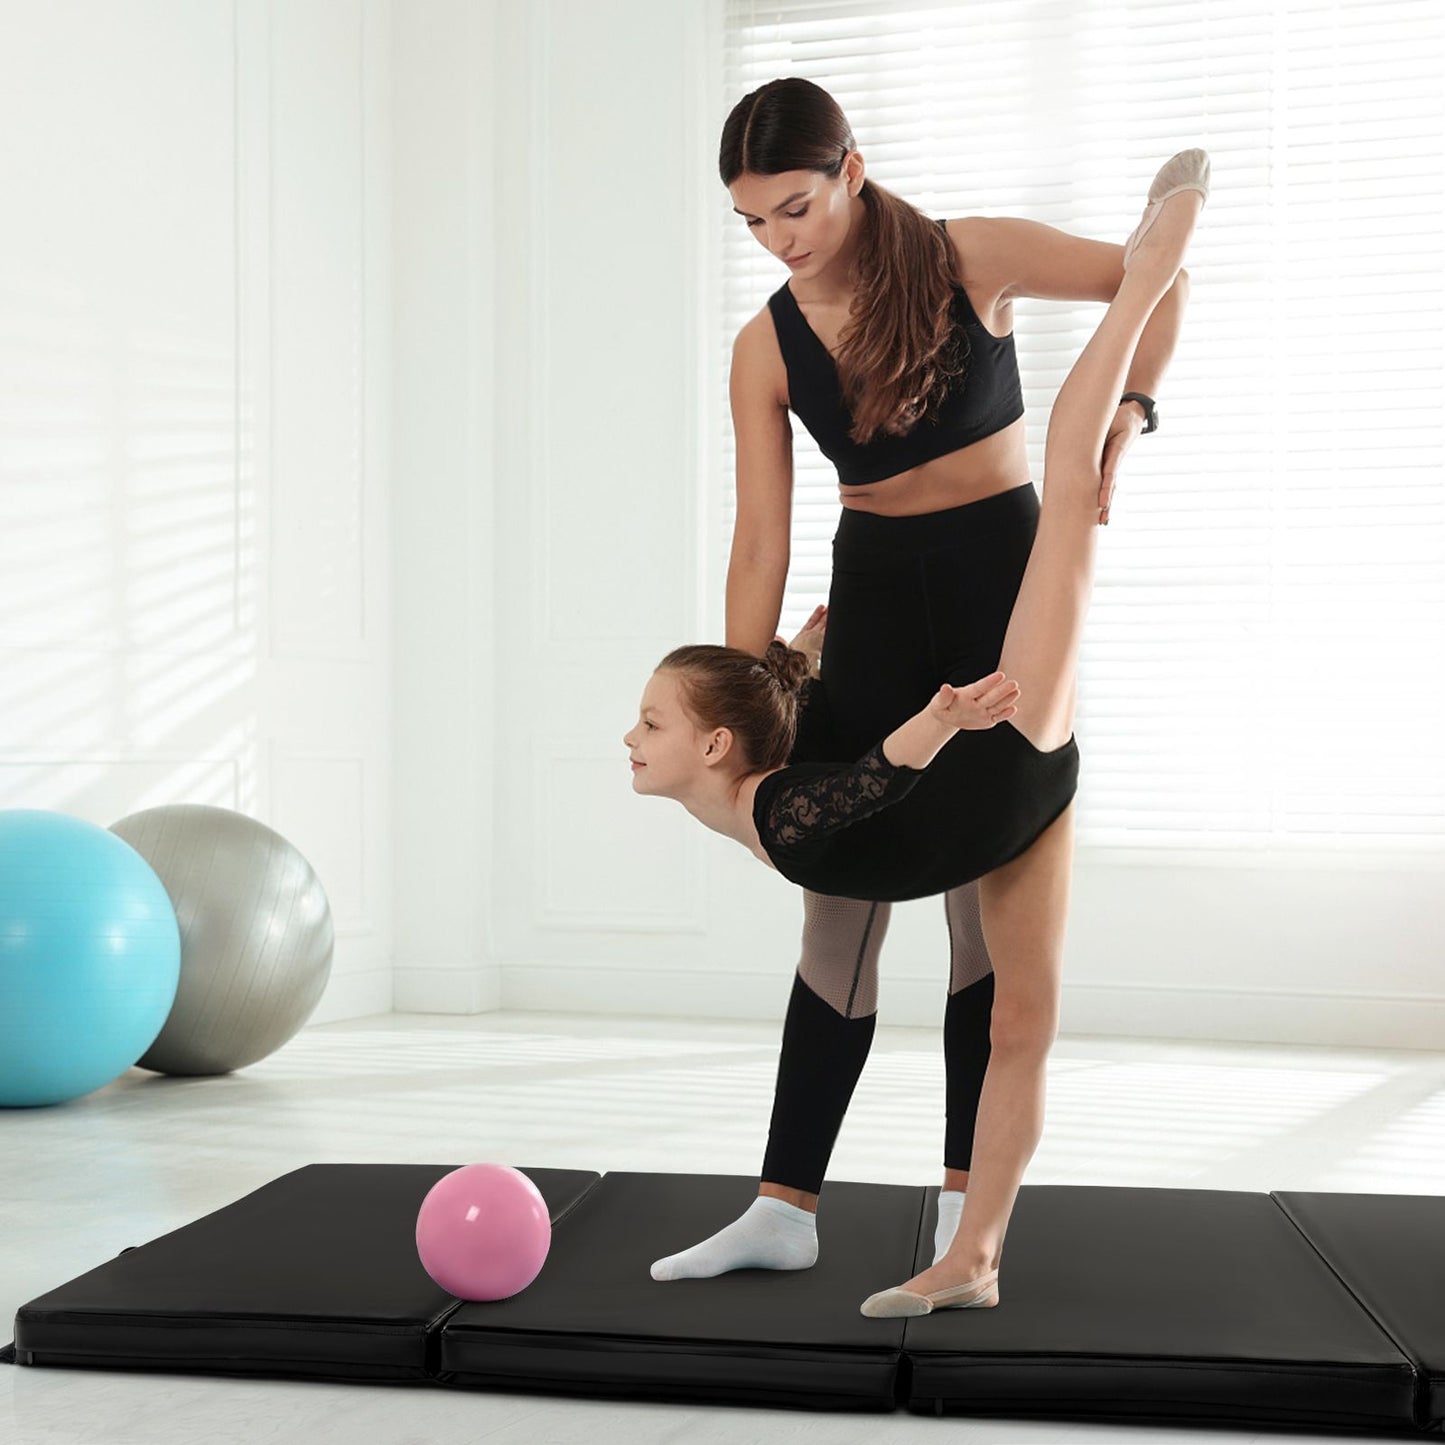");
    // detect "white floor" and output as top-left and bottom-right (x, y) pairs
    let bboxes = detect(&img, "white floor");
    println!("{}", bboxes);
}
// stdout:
(3, 1008), (1442, 1445)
